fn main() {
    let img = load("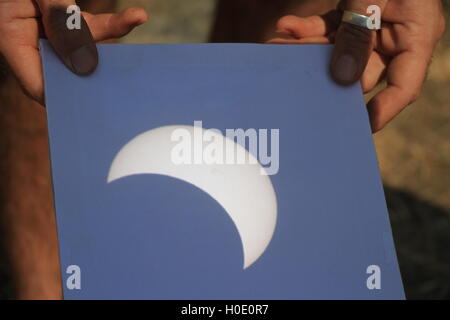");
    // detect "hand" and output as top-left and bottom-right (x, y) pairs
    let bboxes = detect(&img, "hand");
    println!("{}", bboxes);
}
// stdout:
(269, 0), (446, 132)
(0, 0), (148, 104)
